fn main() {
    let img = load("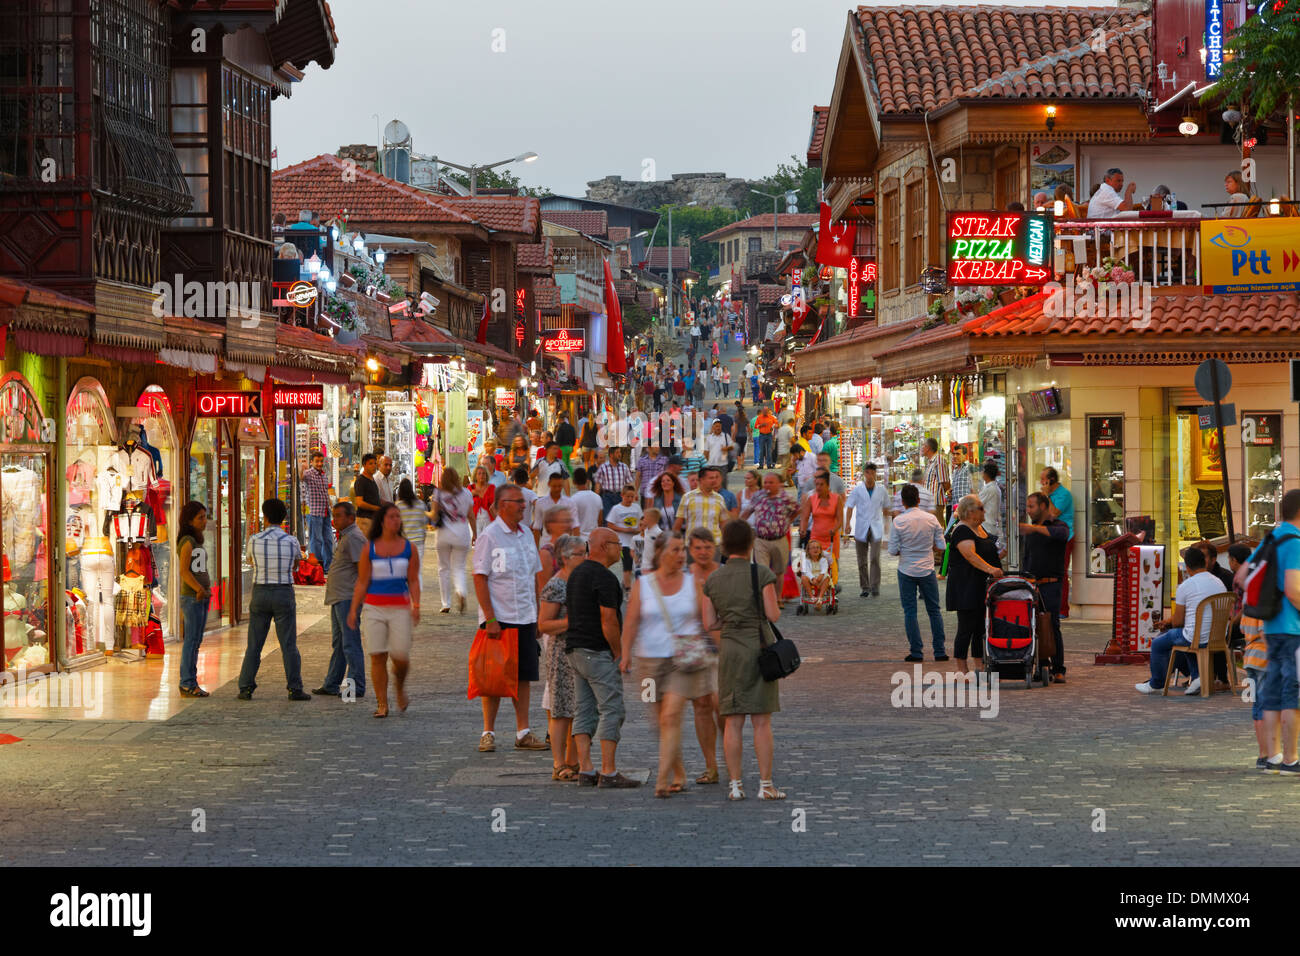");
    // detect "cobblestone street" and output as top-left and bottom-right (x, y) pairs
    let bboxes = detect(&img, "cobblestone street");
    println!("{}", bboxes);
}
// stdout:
(0, 530), (1292, 868)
